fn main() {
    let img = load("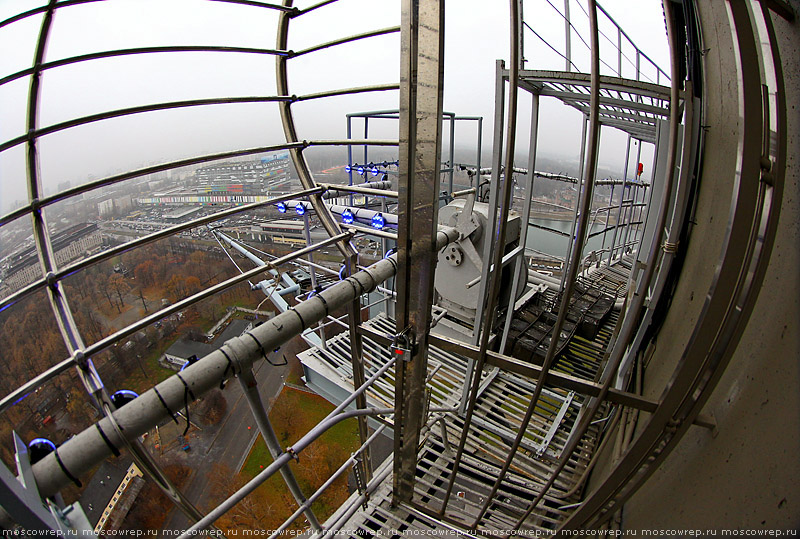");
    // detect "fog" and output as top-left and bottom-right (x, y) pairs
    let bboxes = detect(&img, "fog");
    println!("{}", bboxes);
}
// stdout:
(0, 0), (669, 213)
